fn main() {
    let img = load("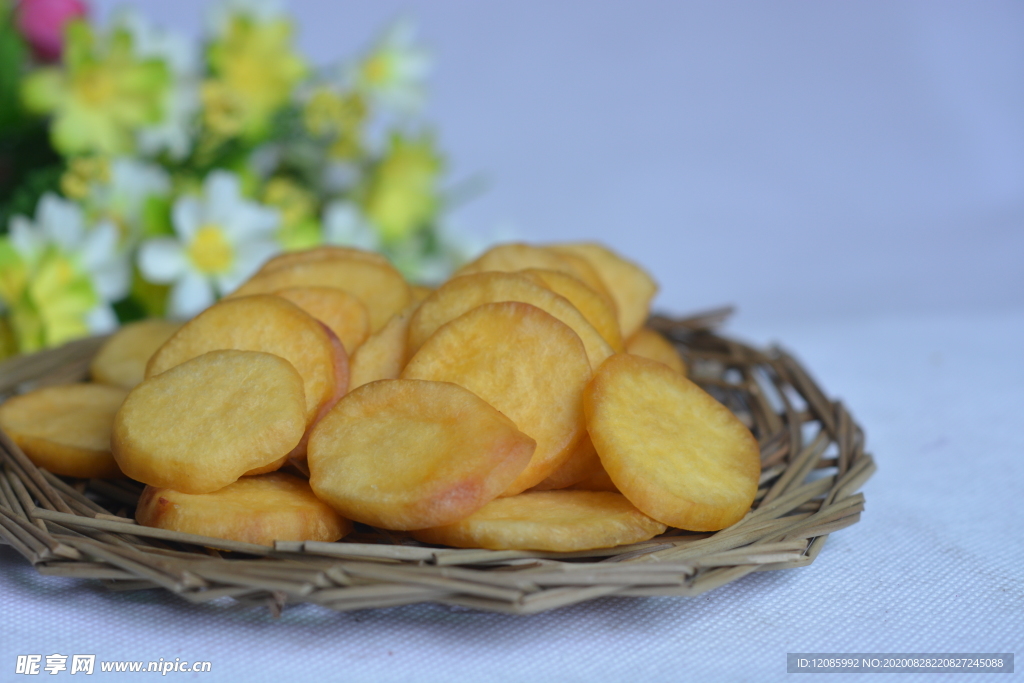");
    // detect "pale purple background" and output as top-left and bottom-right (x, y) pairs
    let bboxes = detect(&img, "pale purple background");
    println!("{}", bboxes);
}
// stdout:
(91, 0), (1024, 326)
